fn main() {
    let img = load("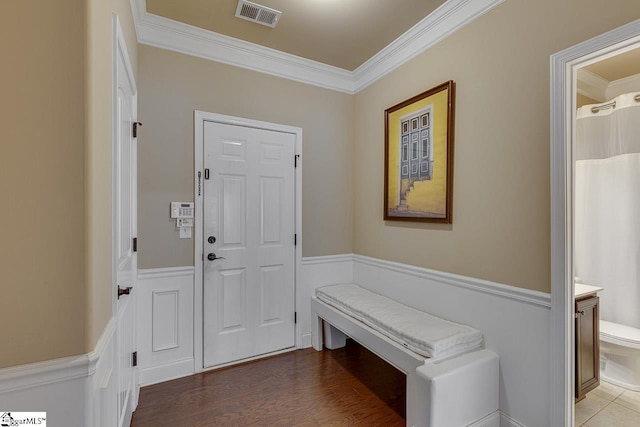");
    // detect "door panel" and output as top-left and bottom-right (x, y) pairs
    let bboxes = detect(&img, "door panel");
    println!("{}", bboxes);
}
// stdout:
(203, 121), (295, 368)
(114, 18), (137, 427)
